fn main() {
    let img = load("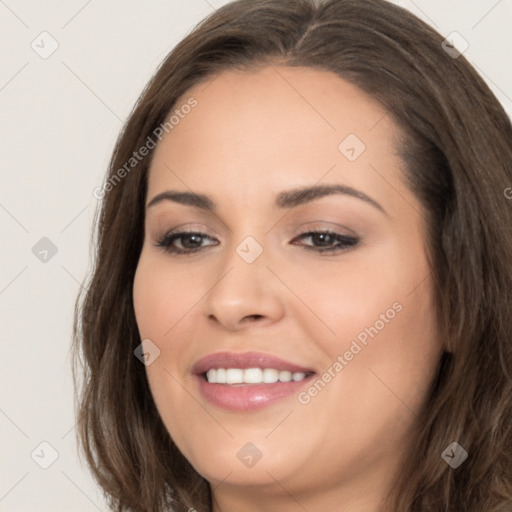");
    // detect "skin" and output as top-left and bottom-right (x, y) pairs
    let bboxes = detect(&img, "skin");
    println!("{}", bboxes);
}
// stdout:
(132, 65), (444, 512)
